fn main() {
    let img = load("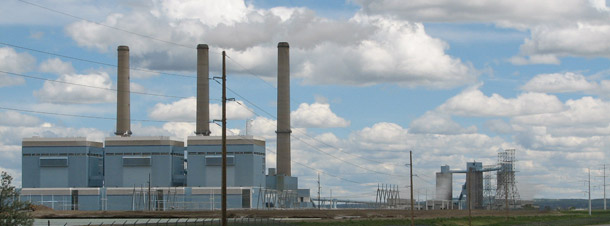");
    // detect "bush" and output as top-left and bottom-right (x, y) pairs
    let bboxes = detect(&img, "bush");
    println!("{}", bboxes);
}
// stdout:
(0, 171), (34, 226)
